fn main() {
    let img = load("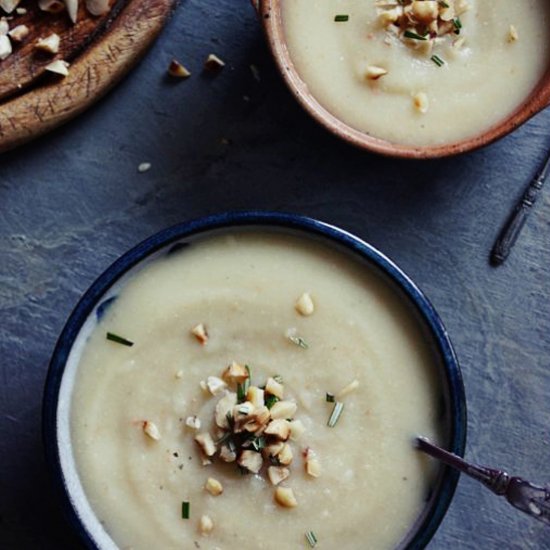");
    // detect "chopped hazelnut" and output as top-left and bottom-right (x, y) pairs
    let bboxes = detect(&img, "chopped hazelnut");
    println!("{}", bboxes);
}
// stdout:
(206, 376), (227, 396)
(337, 379), (360, 399)
(185, 416), (201, 430)
(194, 432), (217, 457)
(274, 487), (297, 508)
(199, 514), (214, 535)
(247, 386), (265, 408)
(0, 34), (11, 61)
(142, 421), (161, 441)
(365, 65), (388, 80)
(204, 53), (225, 72)
(289, 419), (306, 441)
(411, 1), (439, 23)
(168, 59), (191, 78)
(265, 377), (284, 399)
(508, 25), (519, 43)
(45, 60), (70, 77)
(8, 24), (29, 43)
(222, 361), (249, 384)
(205, 477), (223, 496)
(215, 391), (237, 428)
(413, 92), (429, 114)
(264, 419), (290, 441)
(295, 292), (315, 316)
(137, 162), (151, 173)
(304, 449), (321, 478)
(219, 445), (237, 462)
(277, 443), (293, 466)
(238, 450), (263, 474)
(269, 400), (297, 420)
(267, 466), (290, 486)
(35, 33), (61, 55)
(191, 323), (208, 344)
